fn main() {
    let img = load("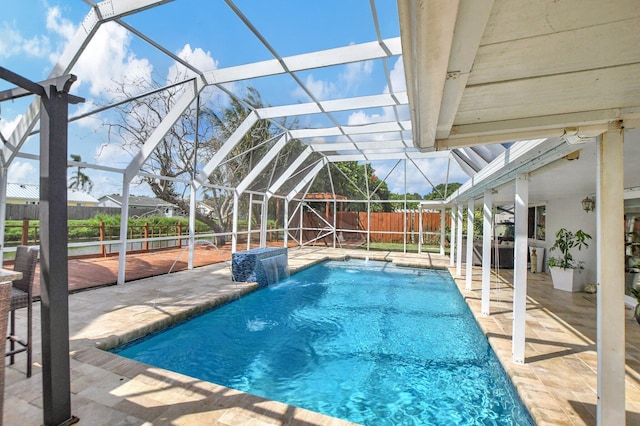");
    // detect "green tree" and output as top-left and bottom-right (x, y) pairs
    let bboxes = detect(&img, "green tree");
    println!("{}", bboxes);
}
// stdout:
(67, 154), (94, 193)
